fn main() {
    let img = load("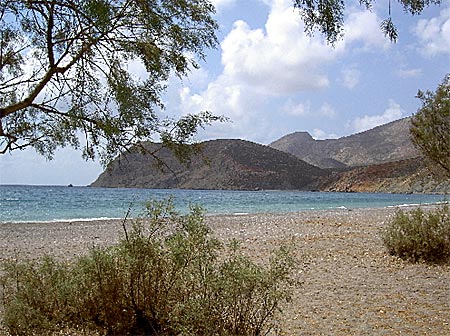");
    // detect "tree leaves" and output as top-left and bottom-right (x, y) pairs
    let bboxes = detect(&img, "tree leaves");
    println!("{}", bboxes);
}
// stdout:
(293, 0), (439, 44)
(380, 17), (398, 42)
(294, 0), (346, 45)
(410, 74), (450, 177)
(0, 0), (220, 164)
